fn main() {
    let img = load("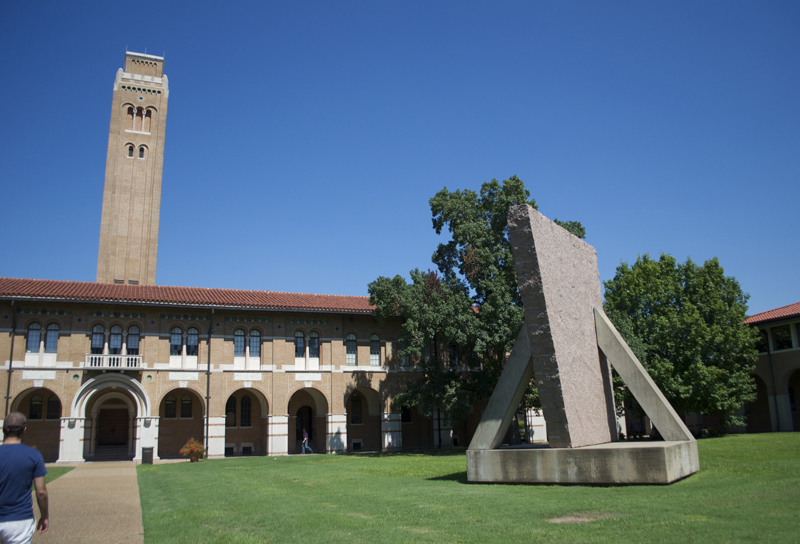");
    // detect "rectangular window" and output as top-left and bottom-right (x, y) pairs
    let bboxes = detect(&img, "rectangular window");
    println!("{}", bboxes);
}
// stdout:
(127, 333), (140, 355)
(309, 335), (319, 358)
(44, 326), (59, 354)
(249, 334), (261, 357)
(181, 396), (192, 418)
(295, 336), (305, 358)
(165, 398), (177, 419)
(772, 325), (792, 351)
(46, 396), (60, 420)
(170, 332), (182, 356)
